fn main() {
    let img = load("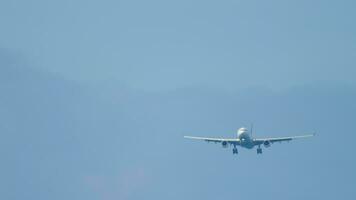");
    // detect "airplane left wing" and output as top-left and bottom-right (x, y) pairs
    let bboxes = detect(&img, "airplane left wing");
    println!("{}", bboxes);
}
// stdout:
(254, 133), (315, 145)
(184, 136), (240, 144)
